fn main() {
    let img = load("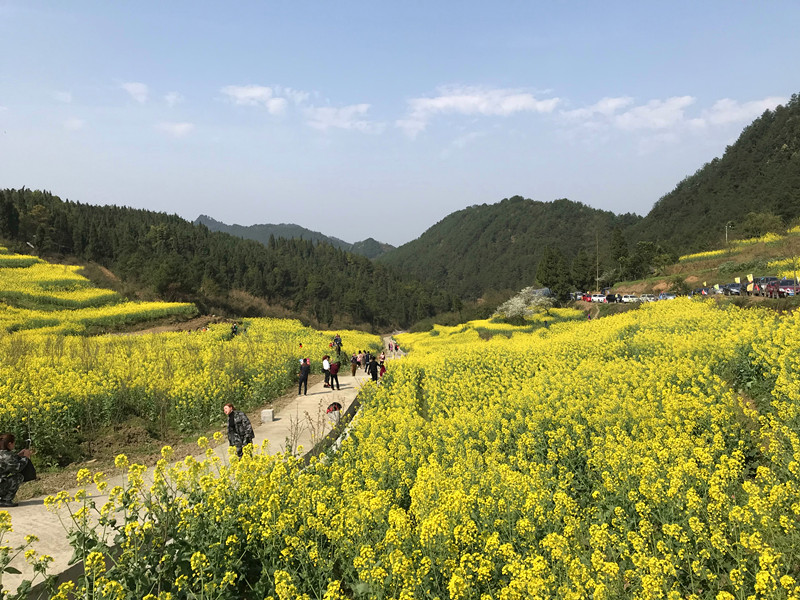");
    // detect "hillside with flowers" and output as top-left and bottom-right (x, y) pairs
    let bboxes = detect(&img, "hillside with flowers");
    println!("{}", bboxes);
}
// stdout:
(18, 297), (800, 599)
